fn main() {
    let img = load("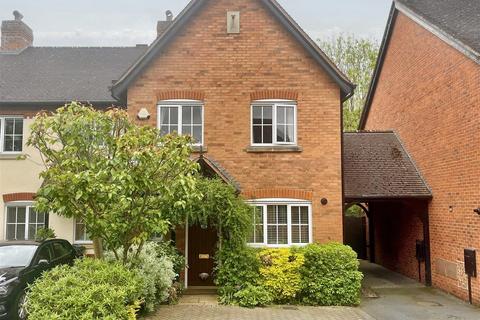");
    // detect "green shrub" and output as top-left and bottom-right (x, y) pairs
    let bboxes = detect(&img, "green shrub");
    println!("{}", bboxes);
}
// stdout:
(233, 284), (272, 308)
(105, 242), (176, 312)
(27, 258), (142, 320)
(258, 248), (304, 303)
(300, 242), (363, 306)
(215, 244), (260, 305)
(35, 227), (56, 241)
(154, 240), (185, 277)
